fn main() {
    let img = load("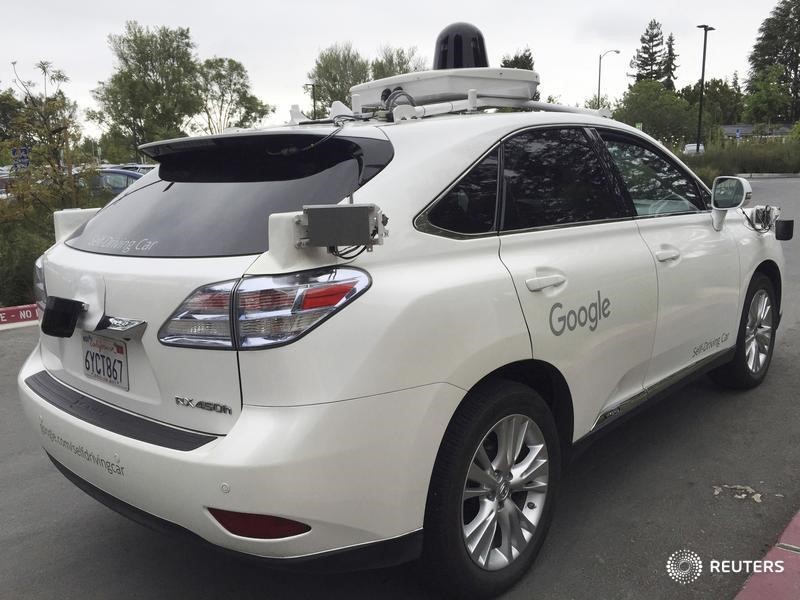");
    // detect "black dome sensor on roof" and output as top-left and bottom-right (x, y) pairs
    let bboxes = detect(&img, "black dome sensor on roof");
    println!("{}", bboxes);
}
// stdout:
(433, 22), (488, 70)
